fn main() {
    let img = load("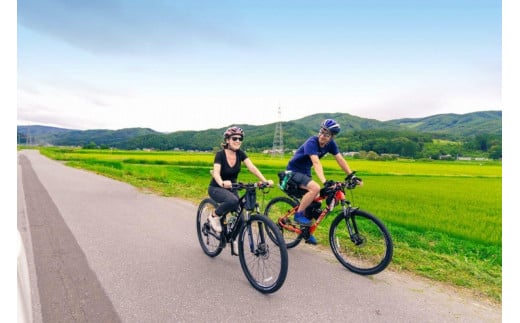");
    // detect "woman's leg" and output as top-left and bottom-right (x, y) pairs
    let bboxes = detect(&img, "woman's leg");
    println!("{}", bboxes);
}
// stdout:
(207, 187), (239, 232)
